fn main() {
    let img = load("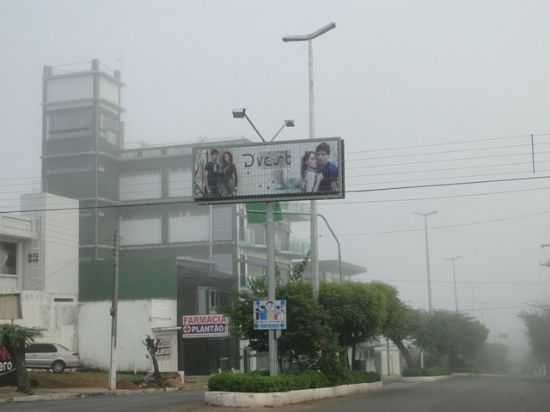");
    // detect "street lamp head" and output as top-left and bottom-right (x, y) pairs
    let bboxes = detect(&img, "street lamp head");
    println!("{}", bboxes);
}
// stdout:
(284, 120), (295, 127)
(413, 210), (438, 217)
(282, 22), (336, 42)
(232, 108), (246, 119)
